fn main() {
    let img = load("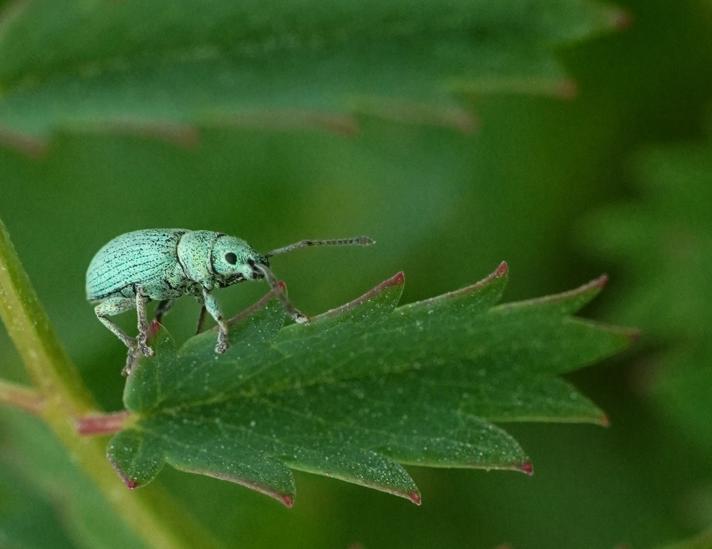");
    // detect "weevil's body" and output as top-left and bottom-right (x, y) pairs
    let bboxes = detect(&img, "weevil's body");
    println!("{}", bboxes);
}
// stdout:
(86, 229), (255, 302)
(86, 228), (373, 375)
